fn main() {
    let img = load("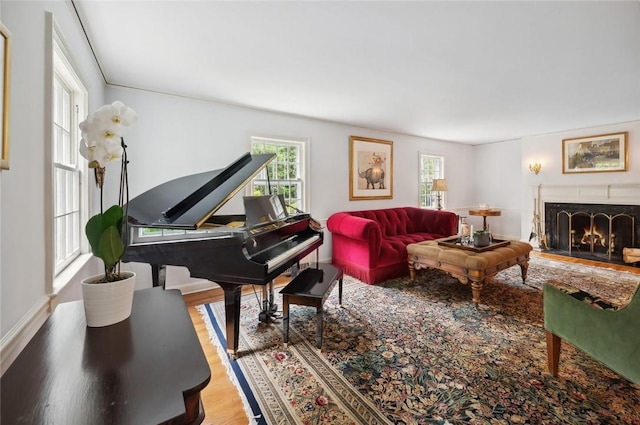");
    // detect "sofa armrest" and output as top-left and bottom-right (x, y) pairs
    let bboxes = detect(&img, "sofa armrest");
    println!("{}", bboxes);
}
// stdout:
(327, 213), (382, 246)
